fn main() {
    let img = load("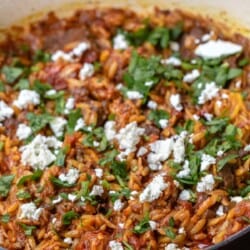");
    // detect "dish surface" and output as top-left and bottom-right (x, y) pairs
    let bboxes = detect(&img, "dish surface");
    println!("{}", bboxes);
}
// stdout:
(0, 7), (250, 250)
